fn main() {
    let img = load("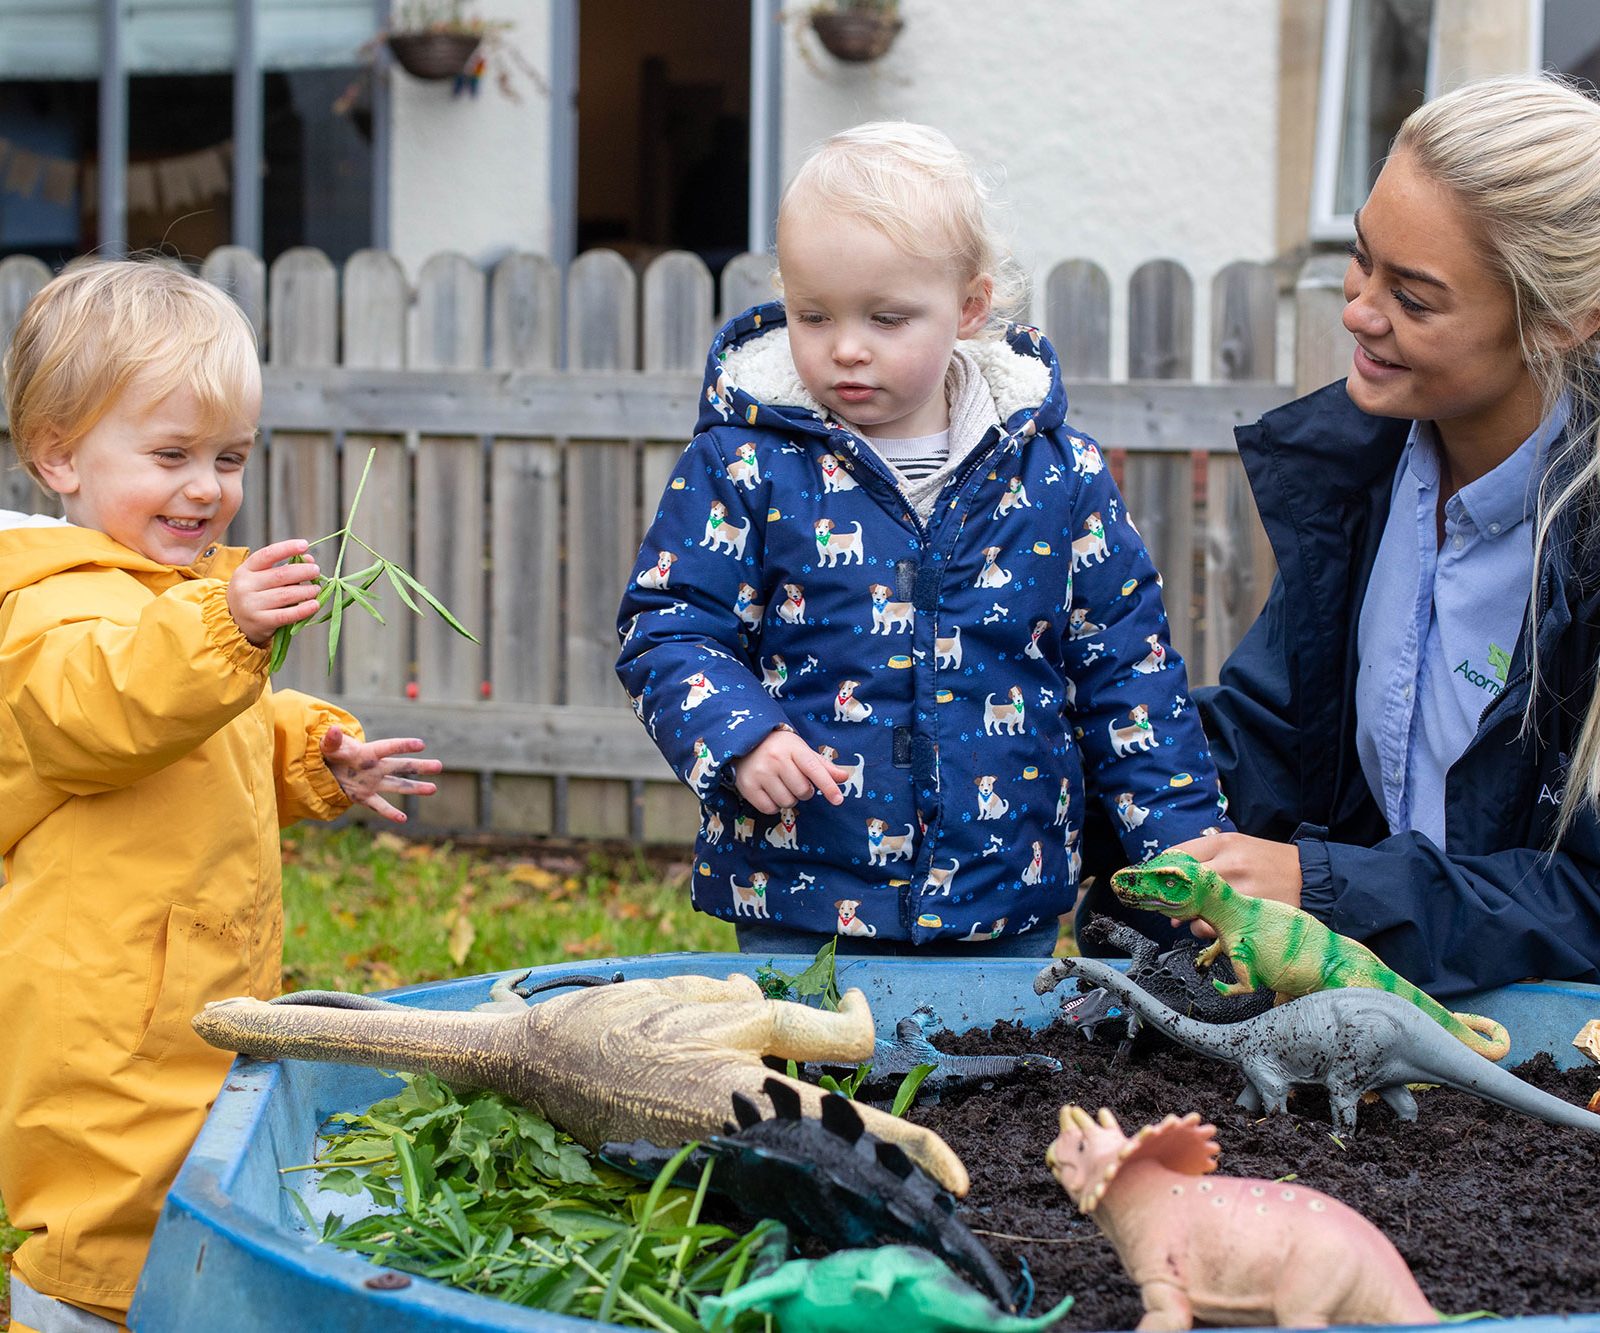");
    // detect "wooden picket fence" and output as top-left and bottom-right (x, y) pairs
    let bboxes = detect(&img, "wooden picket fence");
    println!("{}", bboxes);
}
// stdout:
(0, 245), (1332, 842)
